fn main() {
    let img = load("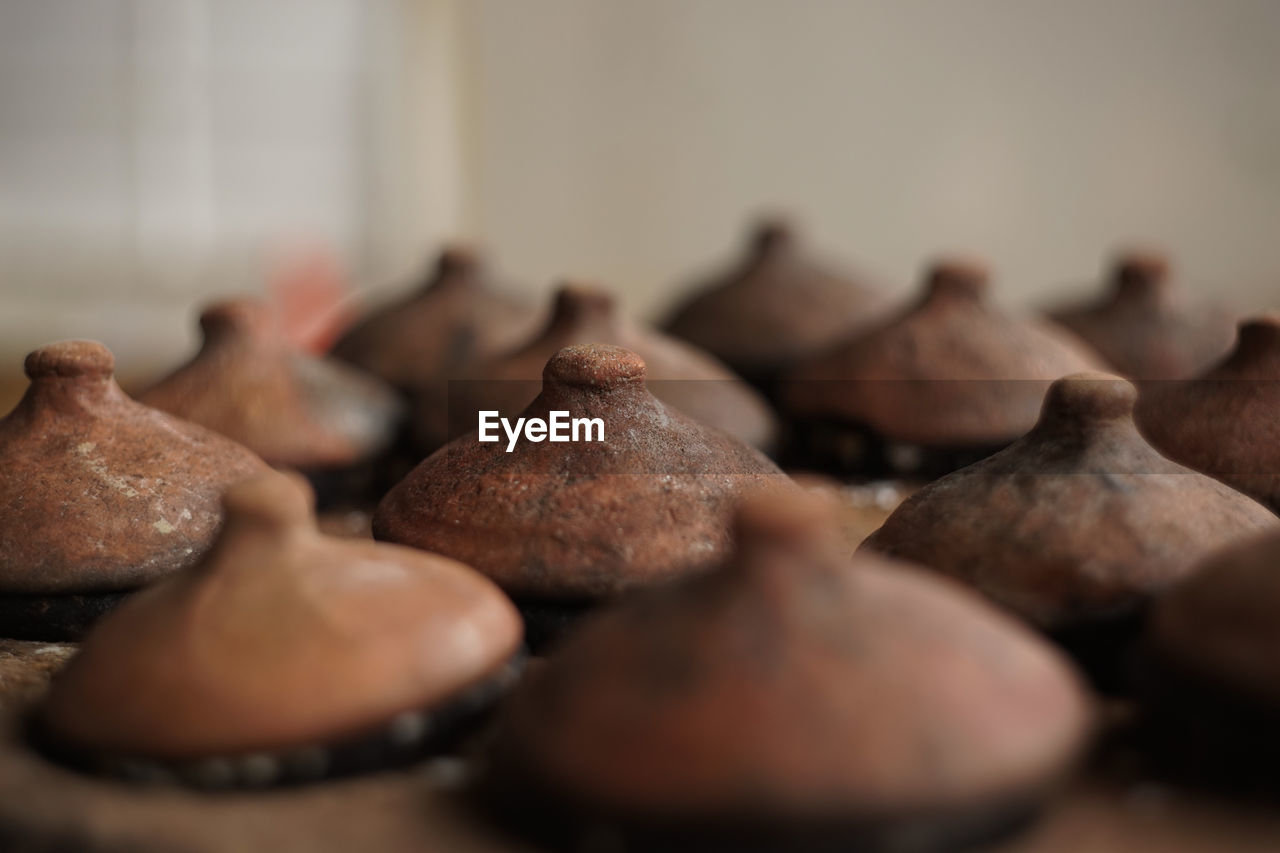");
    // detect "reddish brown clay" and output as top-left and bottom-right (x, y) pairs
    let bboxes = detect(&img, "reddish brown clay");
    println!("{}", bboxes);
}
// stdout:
(1136, 316), (1280, 513)
(1140, 530), (1280, 784)
(784, 259), (1104, 465)
(1048, 251), (1236, 380)
(40, 470), (523, 777)
(417, 284), (778, 452)
(862, 373), (1277, 681)
(330, 246), (542, 391)
(139, 297), (402, 471)
(486, 491), (1093, 850)
(663, 219), (890, 383)
(0, 341), (267, 597)
(377, 344), (792, 605)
